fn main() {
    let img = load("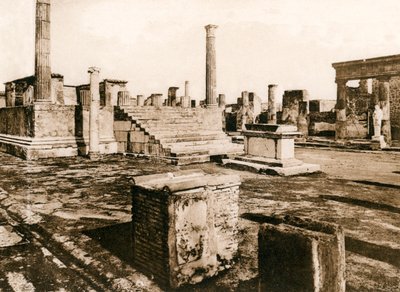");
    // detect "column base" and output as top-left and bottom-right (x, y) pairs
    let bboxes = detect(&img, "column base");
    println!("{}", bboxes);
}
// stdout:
(371, 135), (387, 149)
(381, 120), (391, 145)
(87, 151), (101, 160)
(335, 121), (347, 140)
